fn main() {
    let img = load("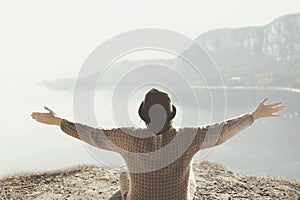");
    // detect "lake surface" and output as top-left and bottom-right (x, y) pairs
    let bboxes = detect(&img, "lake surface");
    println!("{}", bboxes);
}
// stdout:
(0, 84), (299, 181)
